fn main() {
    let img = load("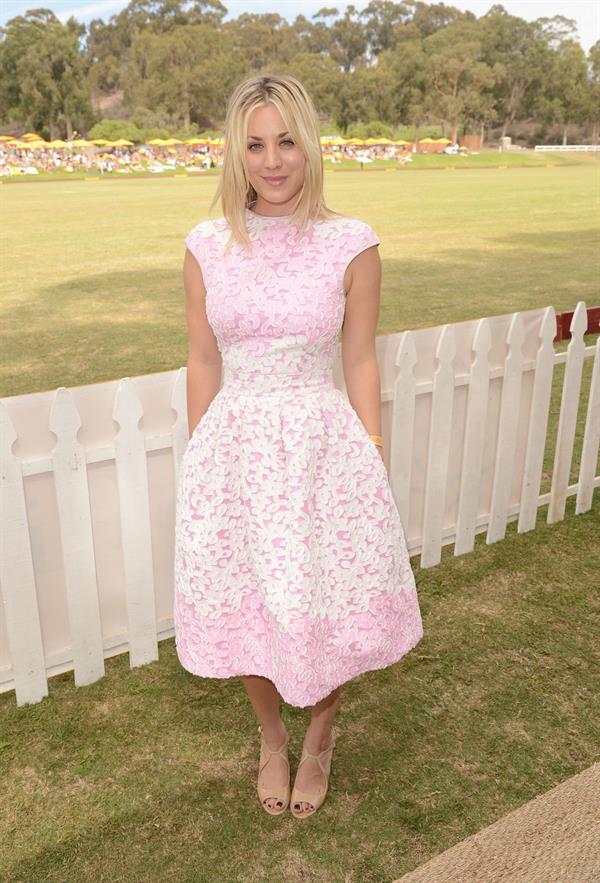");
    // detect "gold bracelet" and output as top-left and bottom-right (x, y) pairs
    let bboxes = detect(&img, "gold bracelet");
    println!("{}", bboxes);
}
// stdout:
(369, 434), (383, 448)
